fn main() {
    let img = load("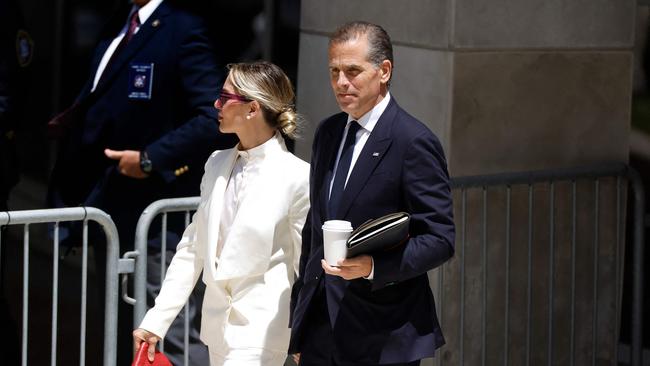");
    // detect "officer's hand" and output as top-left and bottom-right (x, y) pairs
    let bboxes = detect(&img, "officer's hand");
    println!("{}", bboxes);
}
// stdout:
(132, 328), (161, 362)
(321, 255), (372, 280)
(104, 149), (148, 179)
